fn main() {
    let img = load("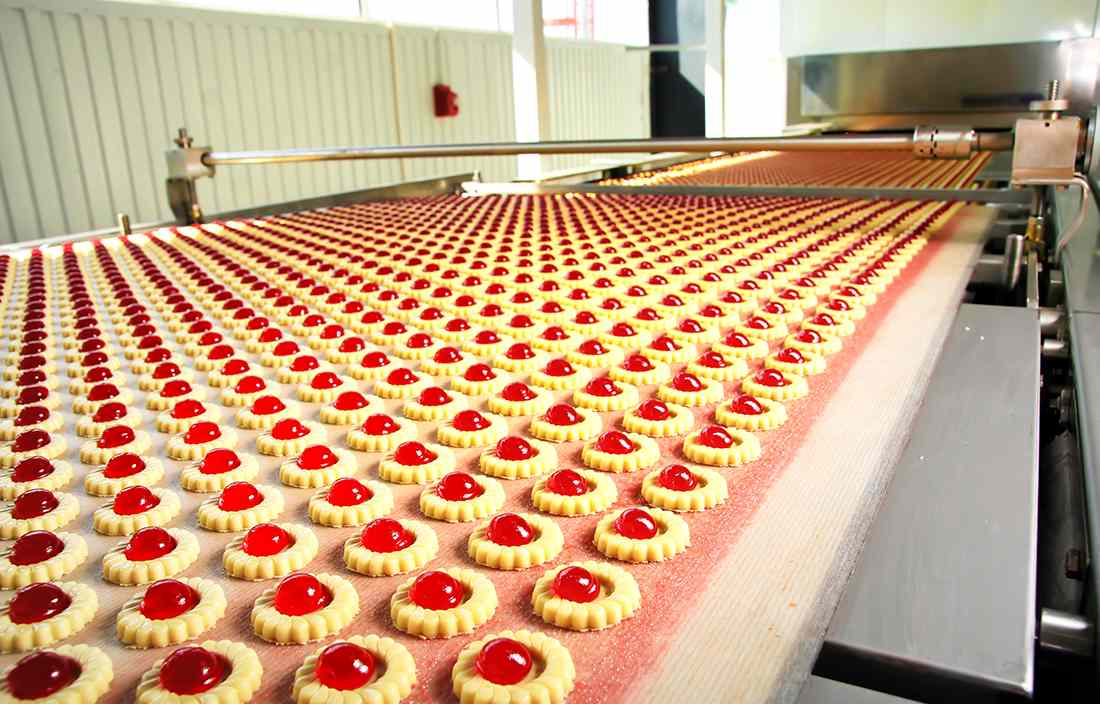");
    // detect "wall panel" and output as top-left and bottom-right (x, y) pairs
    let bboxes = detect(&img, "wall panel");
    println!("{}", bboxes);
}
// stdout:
(0, 0), (651, 243)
